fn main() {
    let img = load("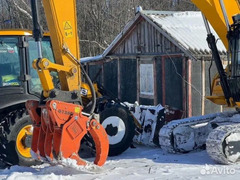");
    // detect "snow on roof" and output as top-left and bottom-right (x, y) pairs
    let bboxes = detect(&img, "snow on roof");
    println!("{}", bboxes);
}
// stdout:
(143, 11), (226, 55)
(81, 55), (103, 63)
